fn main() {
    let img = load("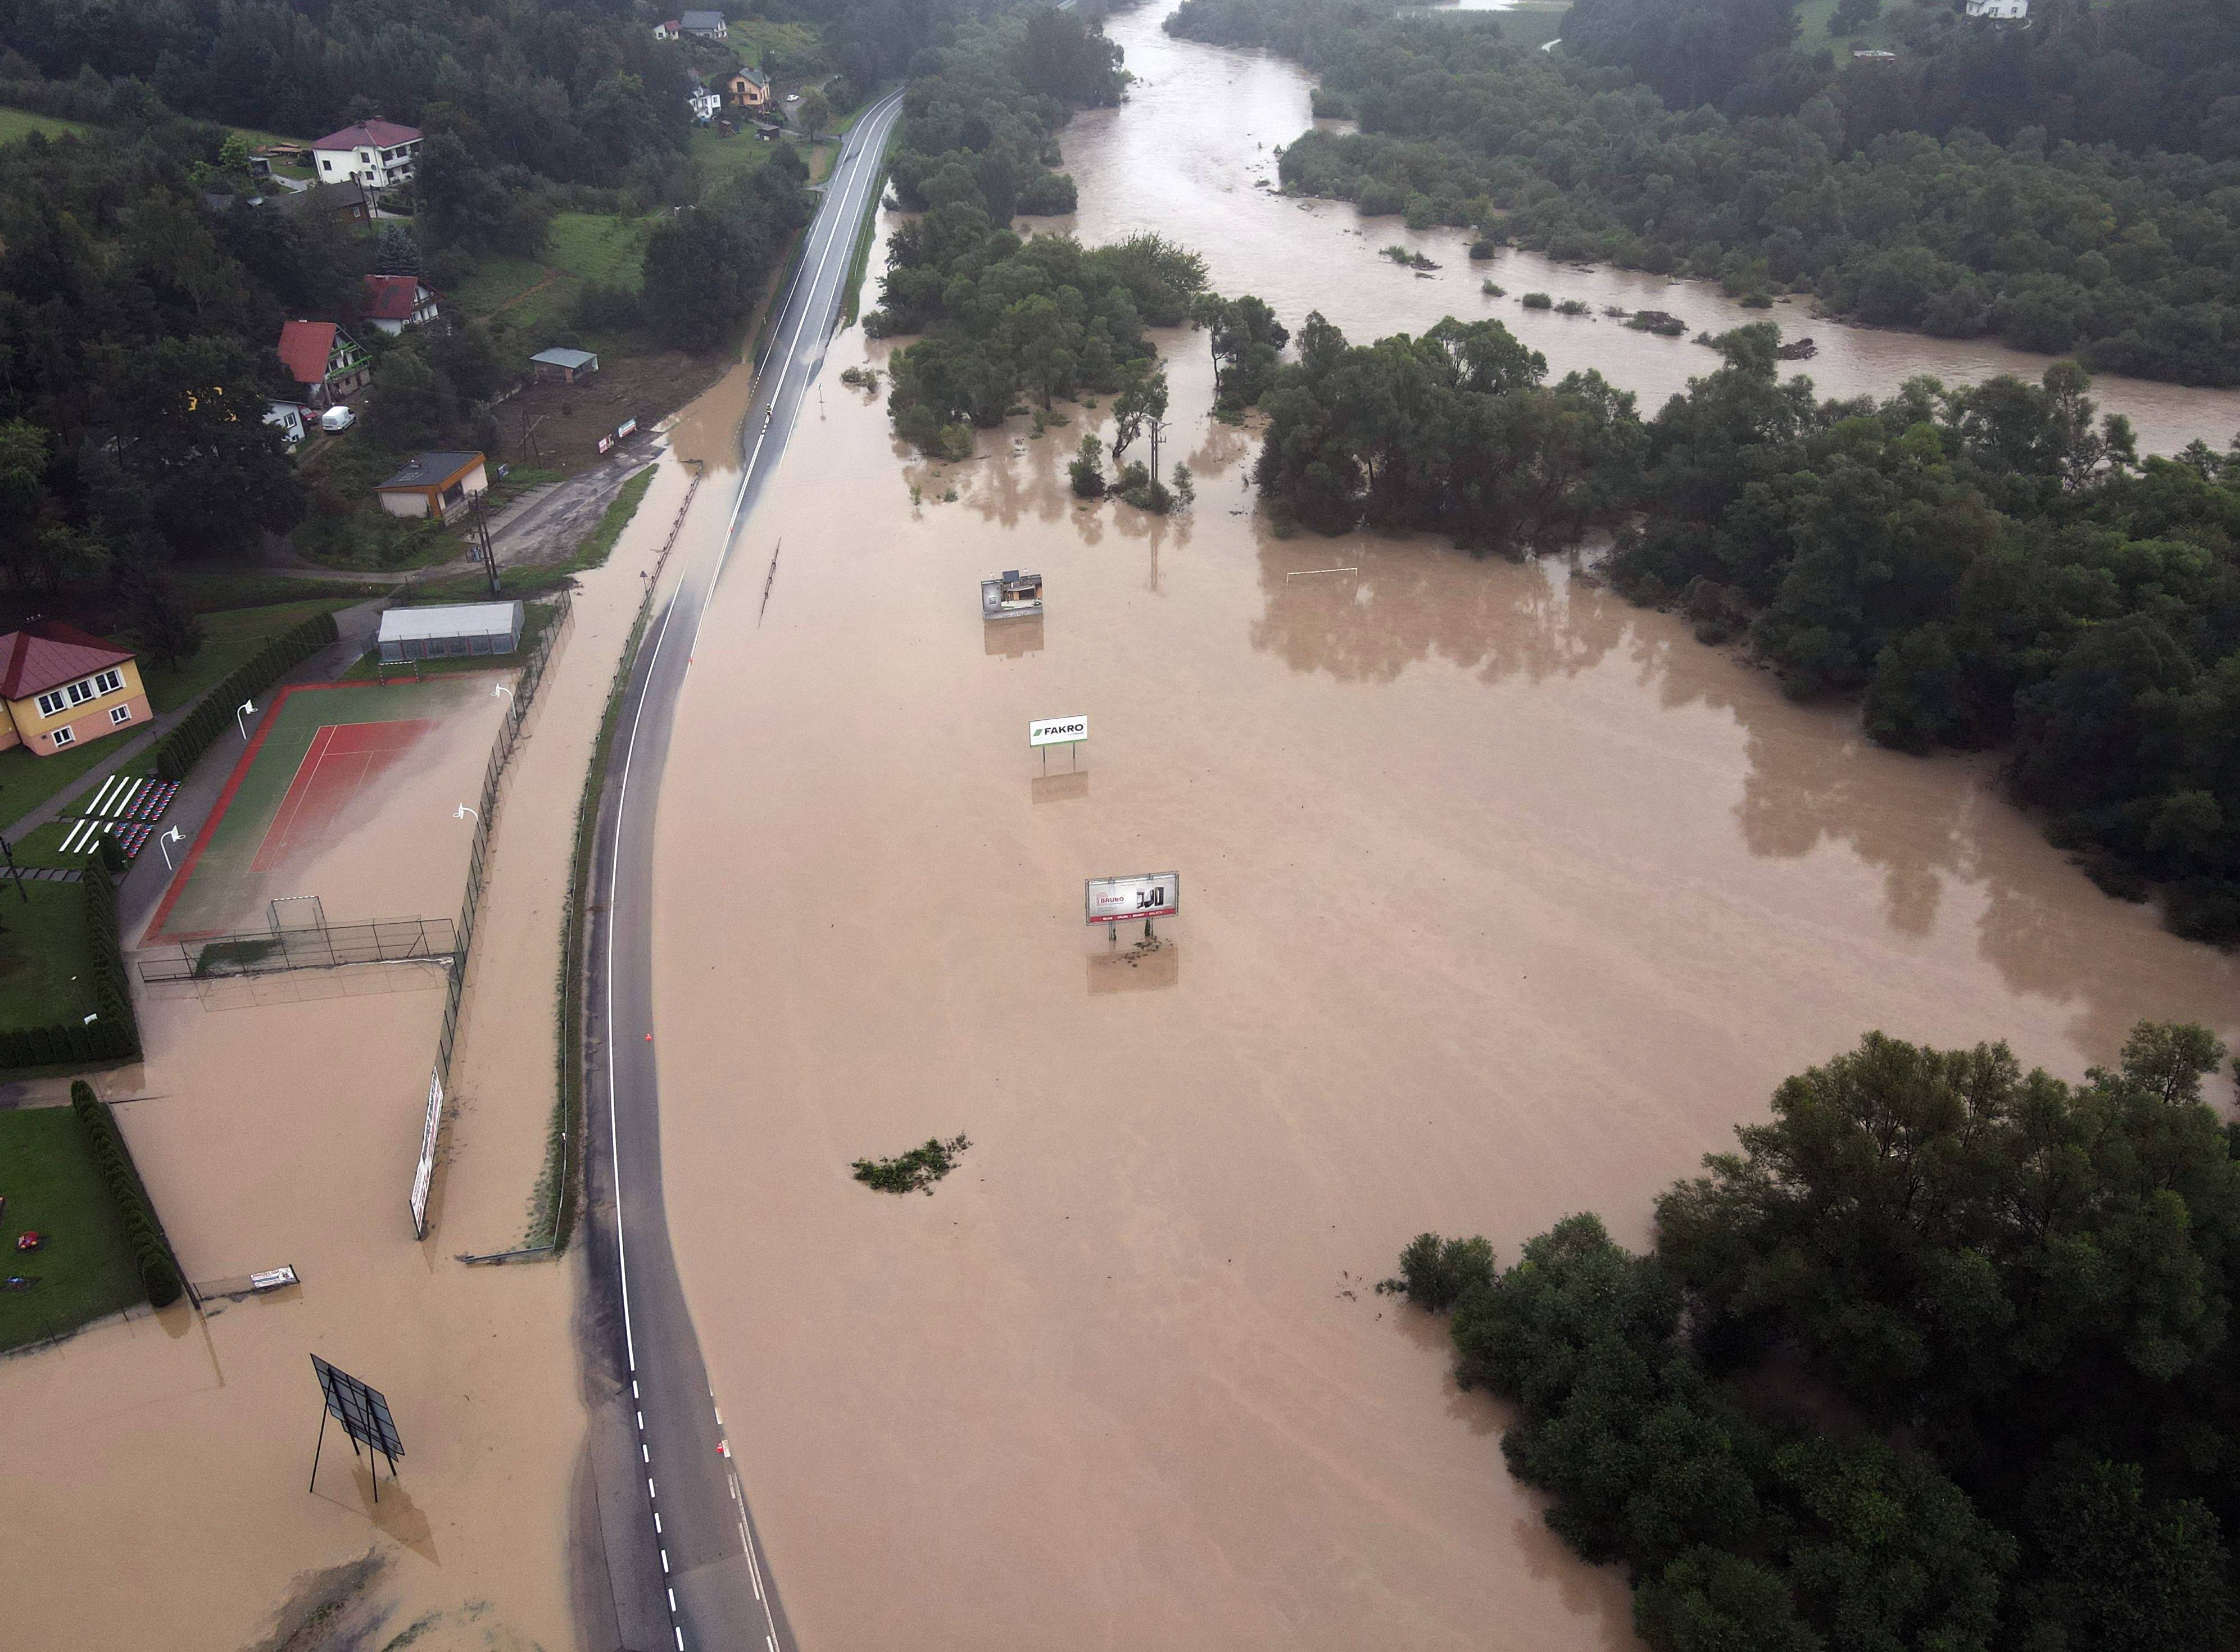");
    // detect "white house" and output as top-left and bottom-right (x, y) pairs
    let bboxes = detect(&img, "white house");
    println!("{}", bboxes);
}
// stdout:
(264, 401), (309, 446)
(360, 274), (441, 336)
(653, 18), (680, 39)
(688, 87), (723, 122)
(374, 451), (490, 521)
(680, 10), (728, 39)
(311, 119), (423, 189)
